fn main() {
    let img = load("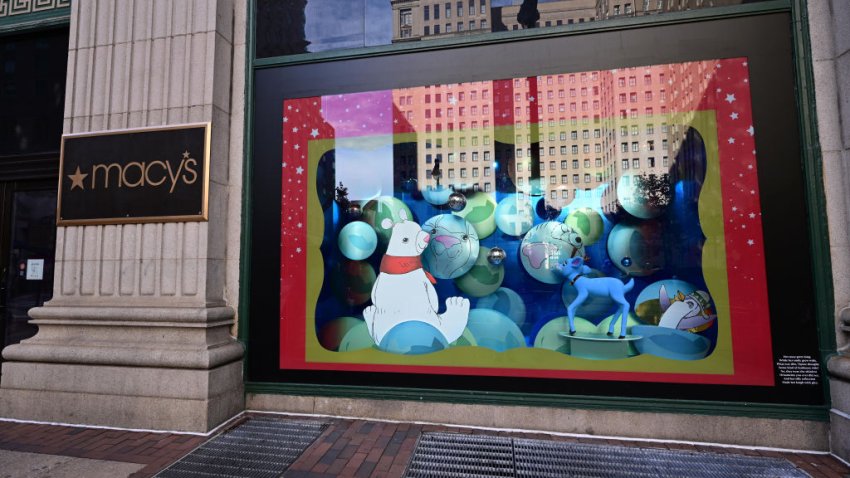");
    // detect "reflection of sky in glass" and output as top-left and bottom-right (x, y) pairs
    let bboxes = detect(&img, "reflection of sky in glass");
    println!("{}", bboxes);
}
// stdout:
(305, 0), (391, 52)
(335, 136), (395, 201)
(322, 91), (395, 200)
